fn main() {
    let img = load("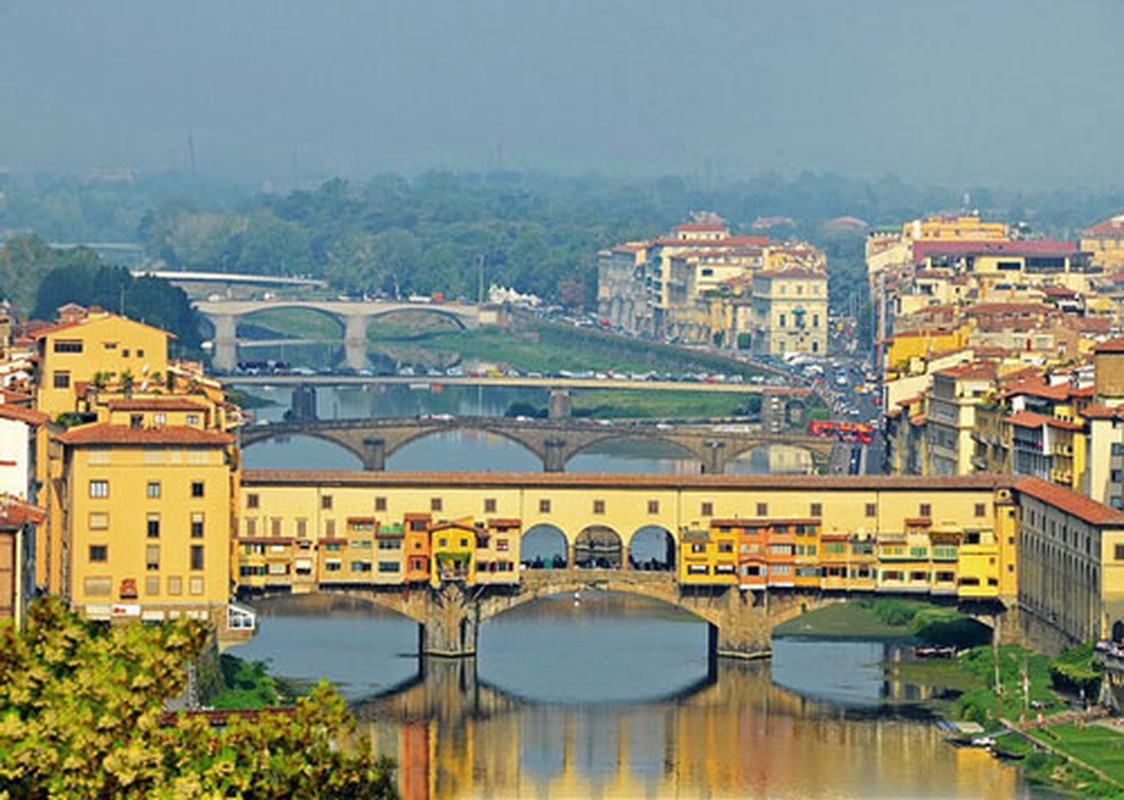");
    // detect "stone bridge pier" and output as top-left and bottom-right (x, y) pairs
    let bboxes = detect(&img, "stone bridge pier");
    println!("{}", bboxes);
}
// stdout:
(343, 313), (373, 372)
(211, 314), (238, 373)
